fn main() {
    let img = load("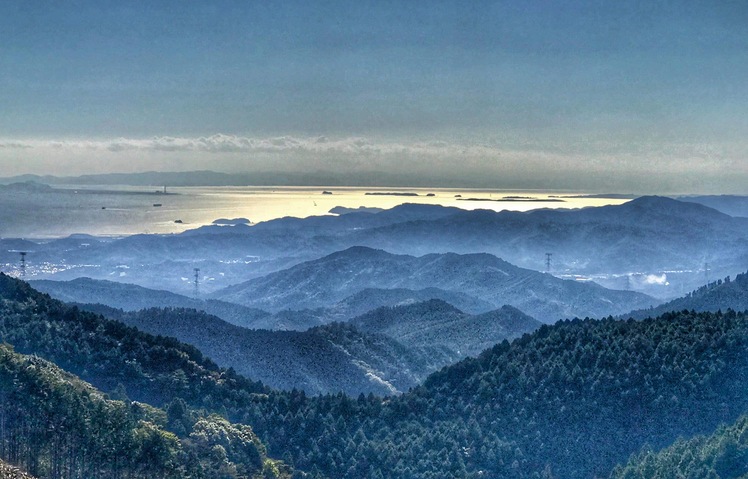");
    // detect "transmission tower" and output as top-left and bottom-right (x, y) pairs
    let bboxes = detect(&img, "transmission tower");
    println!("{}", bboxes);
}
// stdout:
(19, 252), (27, 277)
(193, 268), (200, 298)
(625, 274), (631, 291)
(545, 253), (552, 273)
